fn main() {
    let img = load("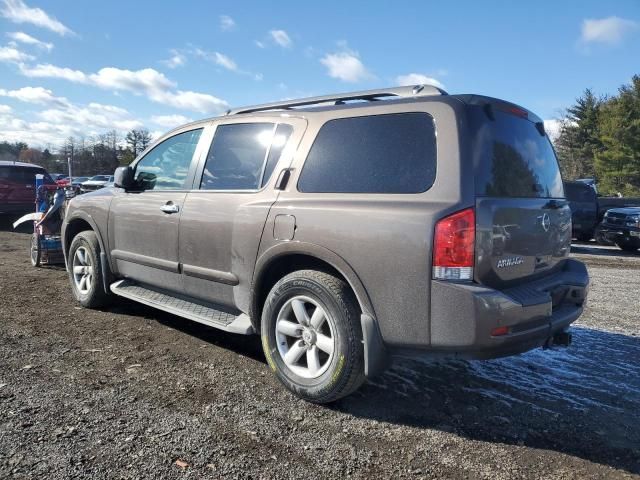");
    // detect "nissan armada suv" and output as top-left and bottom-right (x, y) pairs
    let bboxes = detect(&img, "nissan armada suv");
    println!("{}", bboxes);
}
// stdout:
(62, 86), (589, 403)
